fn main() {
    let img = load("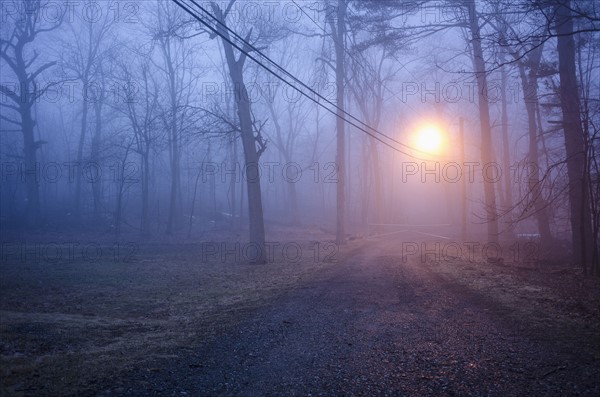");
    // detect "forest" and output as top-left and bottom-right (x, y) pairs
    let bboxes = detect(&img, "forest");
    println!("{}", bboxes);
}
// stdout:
(1, 0), (599, 395)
